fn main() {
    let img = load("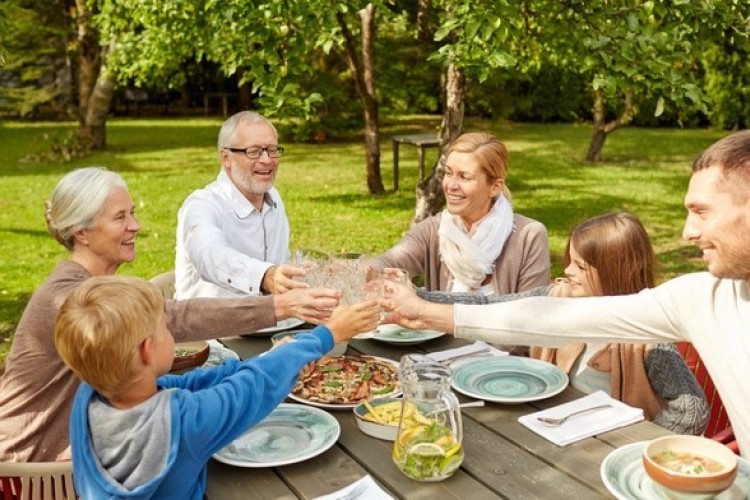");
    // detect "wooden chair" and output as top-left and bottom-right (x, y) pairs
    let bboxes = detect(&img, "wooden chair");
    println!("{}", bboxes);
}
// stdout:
(712, 426), (740, 455)
(149, 270), (175, 299)
(676, 342), (739, 454)
(0, 461), (75, 500)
